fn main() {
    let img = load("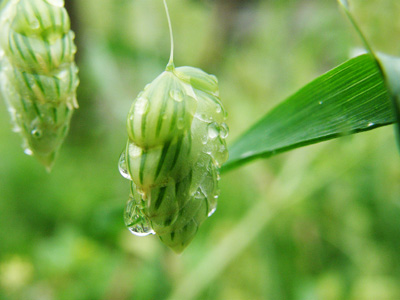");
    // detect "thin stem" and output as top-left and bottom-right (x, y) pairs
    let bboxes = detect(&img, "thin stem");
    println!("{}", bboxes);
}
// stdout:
(338, 0), (375, 55)
(163, 0), (174, 69)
